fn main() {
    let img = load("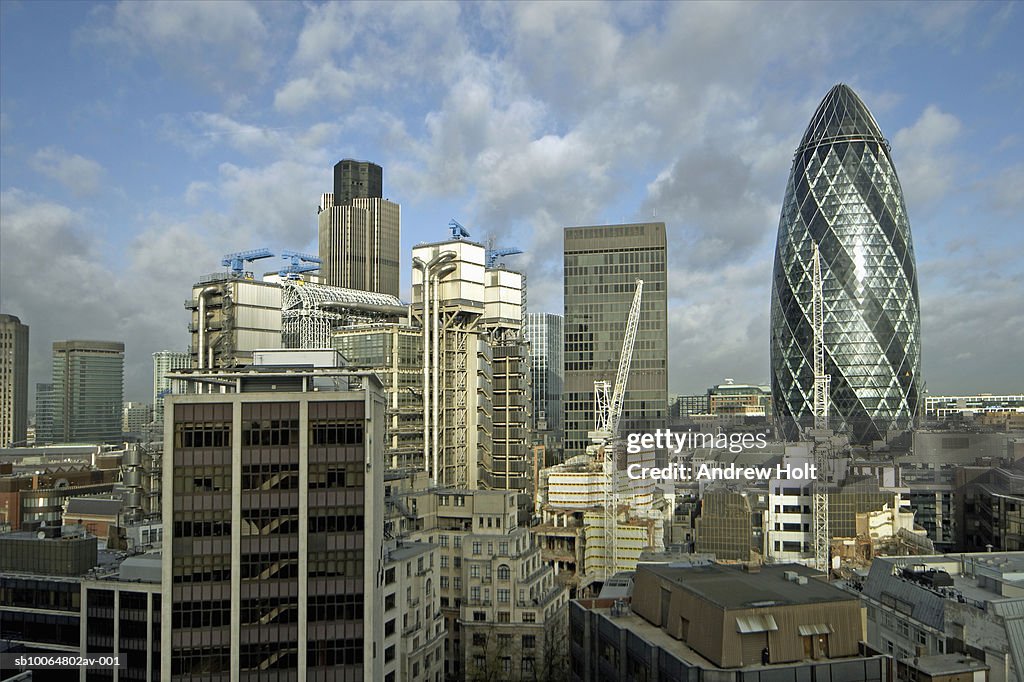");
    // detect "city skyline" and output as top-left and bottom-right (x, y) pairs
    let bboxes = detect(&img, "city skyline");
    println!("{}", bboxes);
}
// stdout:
(1, 2), (1022, 403)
